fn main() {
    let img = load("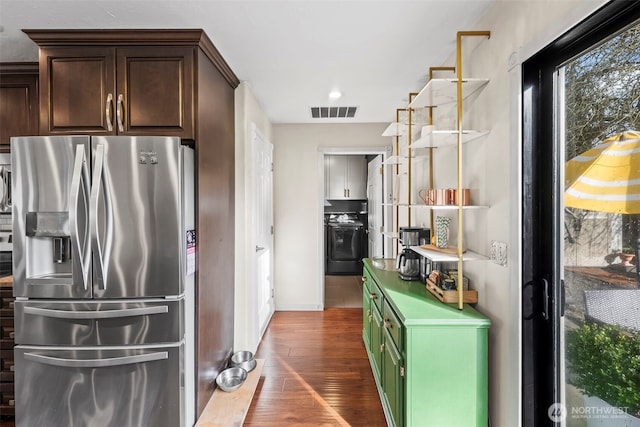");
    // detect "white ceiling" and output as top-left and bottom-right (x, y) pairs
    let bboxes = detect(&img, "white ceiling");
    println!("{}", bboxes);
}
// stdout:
(0, 0), (494, 124)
